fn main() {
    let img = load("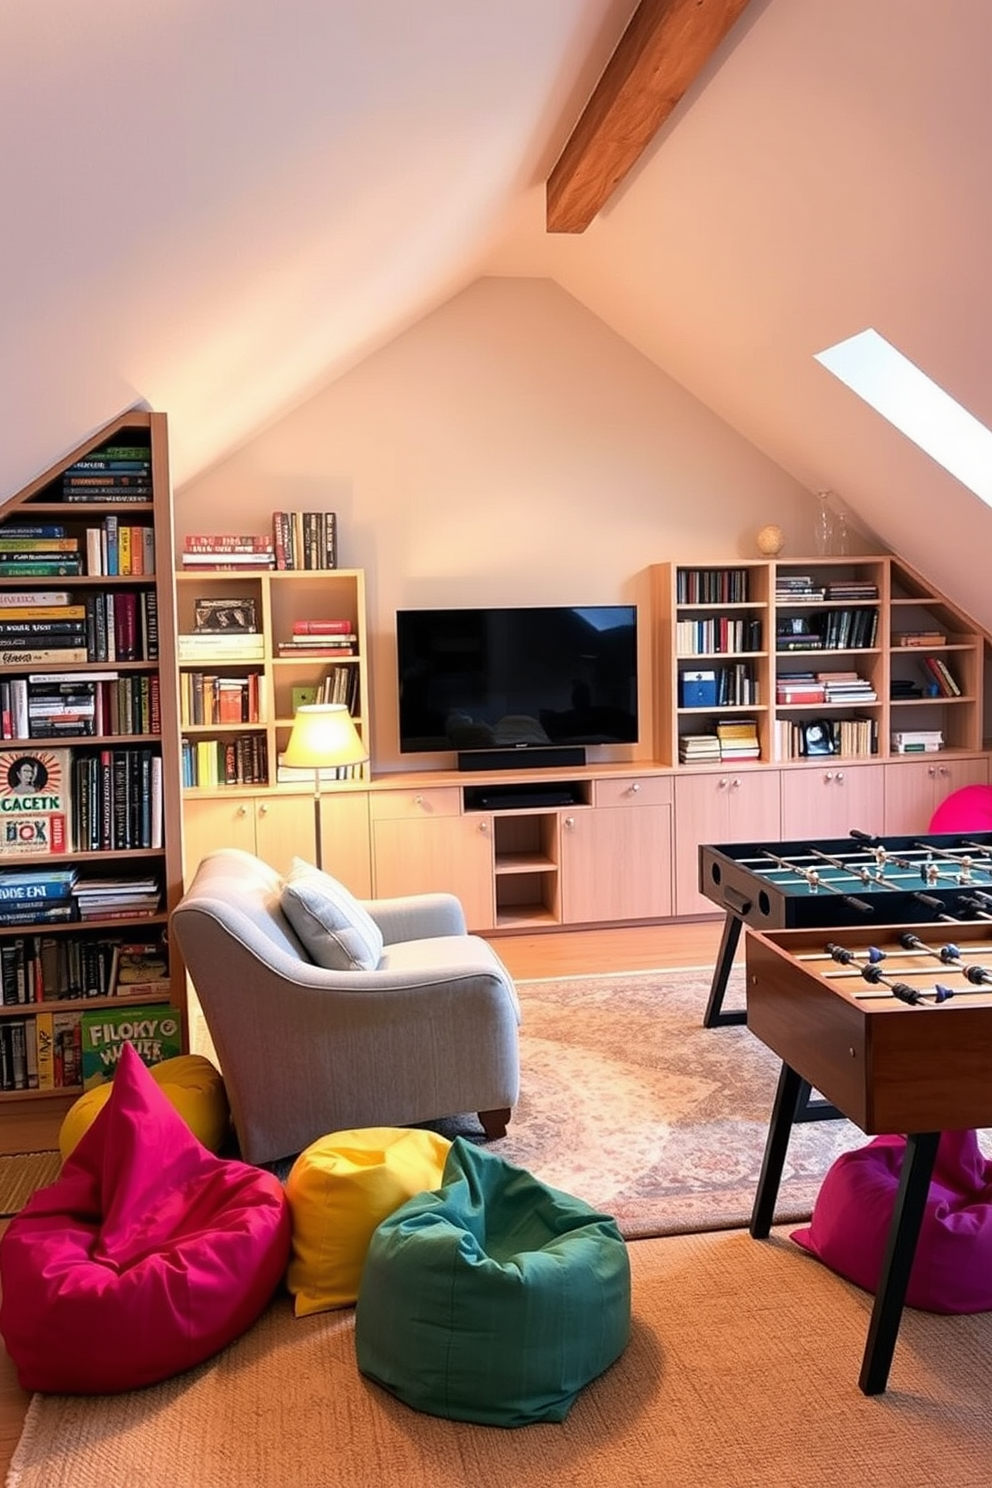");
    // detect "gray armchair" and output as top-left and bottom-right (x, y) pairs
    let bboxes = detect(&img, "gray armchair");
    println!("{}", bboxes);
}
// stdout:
(171, 848), (521, 1165)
